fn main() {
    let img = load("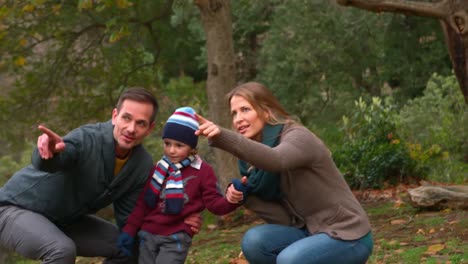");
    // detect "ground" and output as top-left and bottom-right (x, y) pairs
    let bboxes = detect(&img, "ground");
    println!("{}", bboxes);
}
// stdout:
(355, 185), (467, 264)
(187, 184), (467, 264)
(12, 184), (468, 264)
